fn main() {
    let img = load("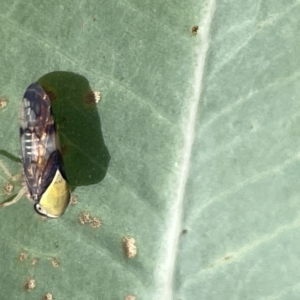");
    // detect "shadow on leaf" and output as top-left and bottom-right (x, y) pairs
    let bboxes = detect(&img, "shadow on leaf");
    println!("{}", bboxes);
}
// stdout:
(38, 71), (110, 187)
